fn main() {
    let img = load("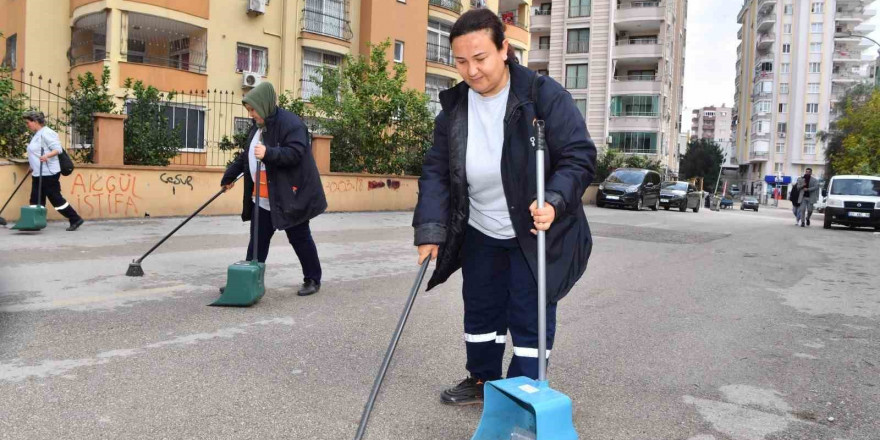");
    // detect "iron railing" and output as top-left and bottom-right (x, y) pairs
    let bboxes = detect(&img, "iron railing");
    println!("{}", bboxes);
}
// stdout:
(302, 7), (354, 41)
(427, 43), (454, 67)
(429, 0), (462, 14)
